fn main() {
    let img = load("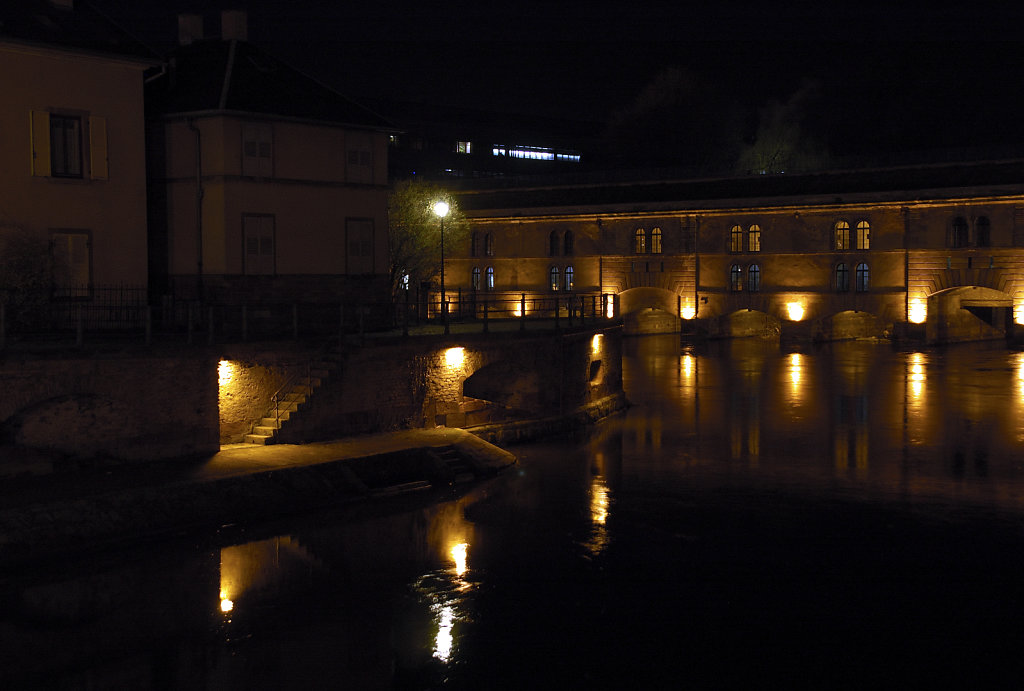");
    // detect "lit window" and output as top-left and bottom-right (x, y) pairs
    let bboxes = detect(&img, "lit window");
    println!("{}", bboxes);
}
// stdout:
(730, 224), (743, 252)
(564, 265), (574, 291)
(730, 264), (743, 291)
(634, 228), (646, 254)
(400, 273), (410, 291)
(950, 217), (969, 248)
(835, 221), (850, 250)
(855, 262), (869, 292)
(564, 230), (574, 255)
(748, 224), (761, 252)
(747, 264), (760, 292)
(457, 141), (472, 154)
(856, 220), (870, 250)
(651, 227), (662, 254)
(471, 267), (480, 291)
(50, 114), (82, 177)
(836, 263), (849, 291)
(976, 216), (991, 247)
(485, 266), (494, 291)
(550, 266), (560, 291)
